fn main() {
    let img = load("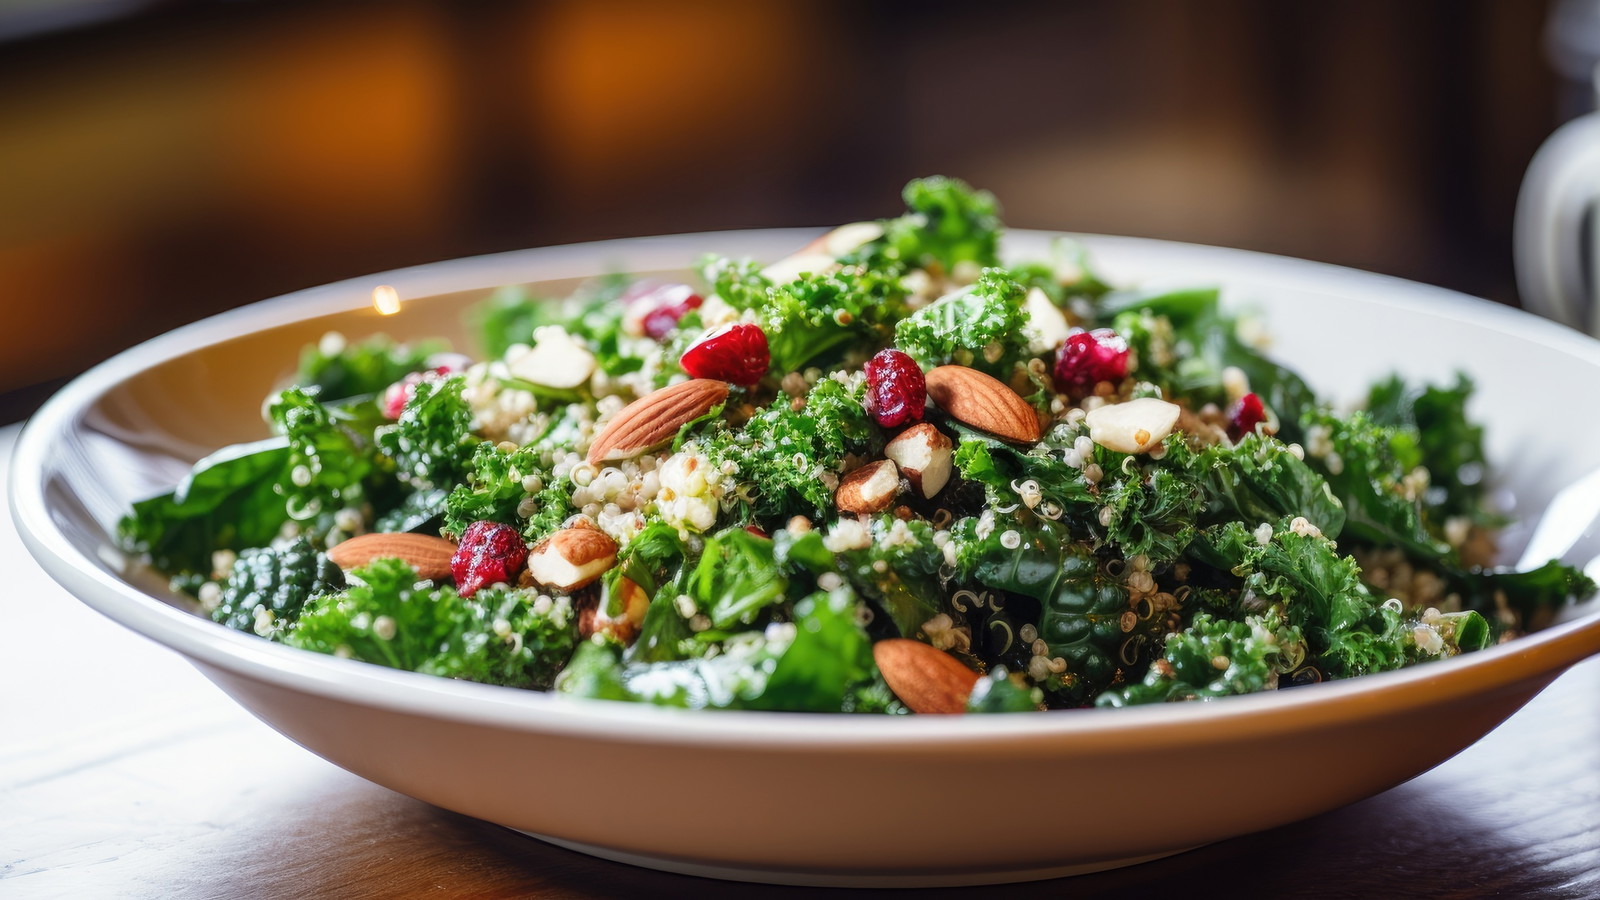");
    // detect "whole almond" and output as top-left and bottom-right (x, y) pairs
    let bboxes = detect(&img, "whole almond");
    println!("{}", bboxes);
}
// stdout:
(525, 524), (619, 591)
(924, 365), (1042, 443)
(835, 459), (901, 514)
(586, 379), (729, 466)
(327, 533), (457, 581)
(873, 638), (981, 715)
